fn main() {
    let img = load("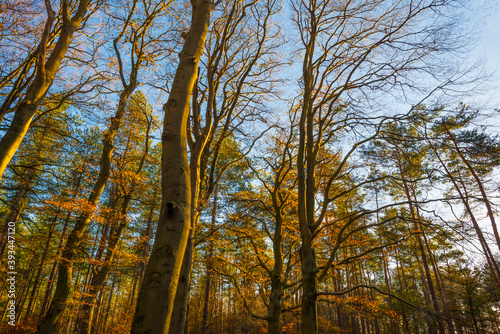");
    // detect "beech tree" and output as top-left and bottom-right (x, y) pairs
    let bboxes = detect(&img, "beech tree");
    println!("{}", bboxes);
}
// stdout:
(130, 1), (213, 332)
(133, 0), (282, 332)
